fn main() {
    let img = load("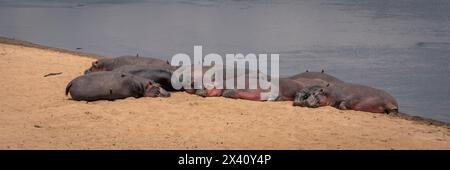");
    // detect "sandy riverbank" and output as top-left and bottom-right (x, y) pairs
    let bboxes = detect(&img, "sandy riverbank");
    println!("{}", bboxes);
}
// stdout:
(0, 38), (449, 149)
